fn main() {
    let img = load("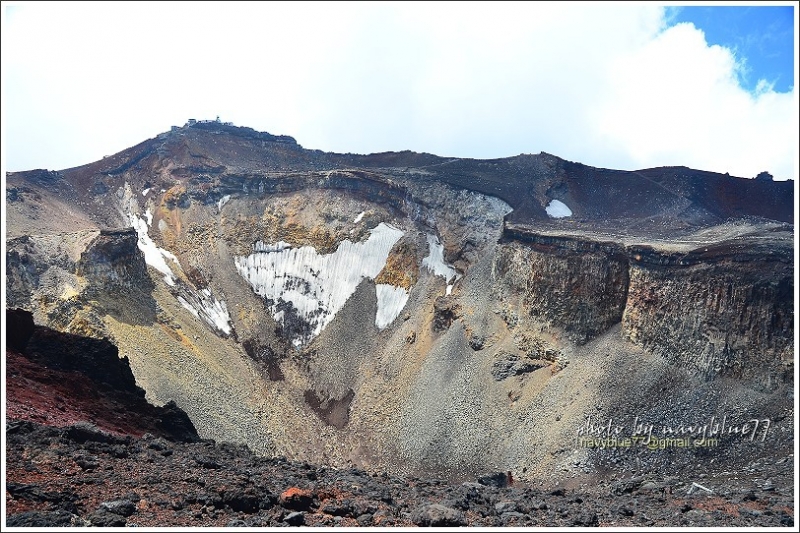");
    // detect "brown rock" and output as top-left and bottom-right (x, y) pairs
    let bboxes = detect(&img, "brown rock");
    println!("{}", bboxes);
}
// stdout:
(279, 487), (314, 511)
